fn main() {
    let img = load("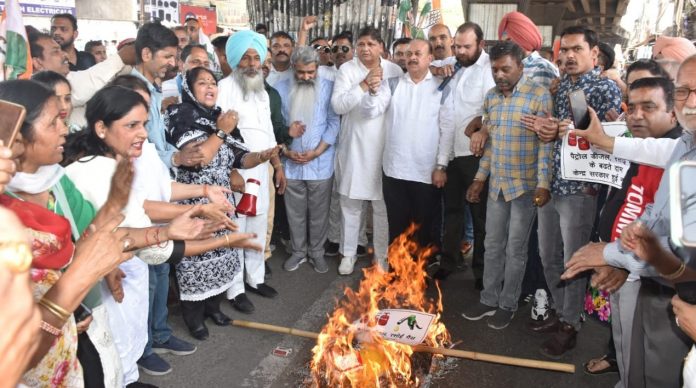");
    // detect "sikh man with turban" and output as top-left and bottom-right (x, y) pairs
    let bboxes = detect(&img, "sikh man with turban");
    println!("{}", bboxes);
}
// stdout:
(218, 30), (286, 313)
(498, 11), (559, 90)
